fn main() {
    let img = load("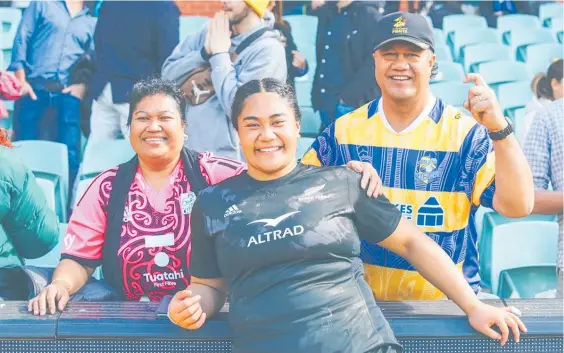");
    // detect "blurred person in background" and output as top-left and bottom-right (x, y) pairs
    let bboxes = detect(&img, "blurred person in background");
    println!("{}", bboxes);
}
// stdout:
(88, 0), (180, 143)
(9, 0), (96, 191)
(268, 0), (309, 88)
(522, 59), (563, 142)
(0, 127), (59, 300)
(162, 0), (286, 161)
(310, 0), (382, 130)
